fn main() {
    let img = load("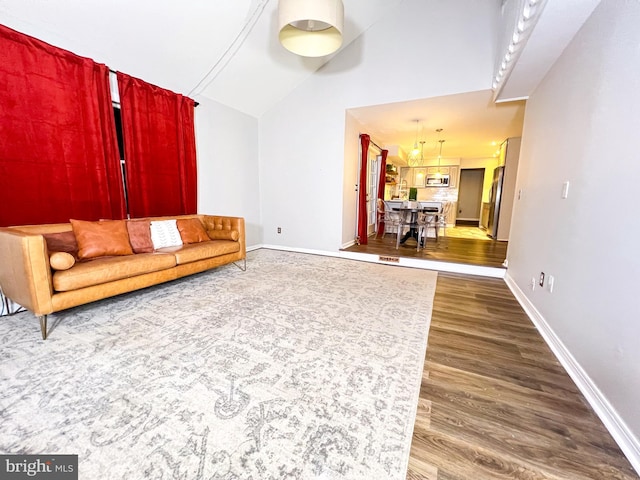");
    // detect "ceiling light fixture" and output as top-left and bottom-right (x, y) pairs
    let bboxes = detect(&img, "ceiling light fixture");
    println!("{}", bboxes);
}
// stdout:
(407, 120), (424, 167)
(435, 128), (444, 178)
(278, 0), (344, 57)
